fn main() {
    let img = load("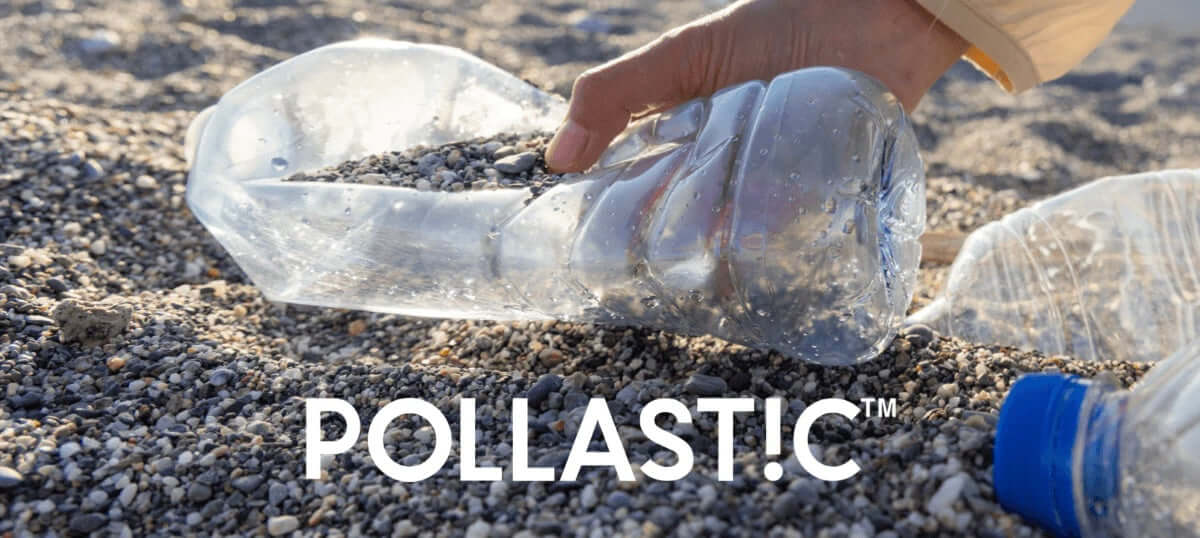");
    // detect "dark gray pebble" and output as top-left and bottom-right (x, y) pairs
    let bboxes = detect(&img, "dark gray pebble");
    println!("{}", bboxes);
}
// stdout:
(69, 513), (107, 533)
(684, 374), (727, 396)
(526, 374), (562, 407)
